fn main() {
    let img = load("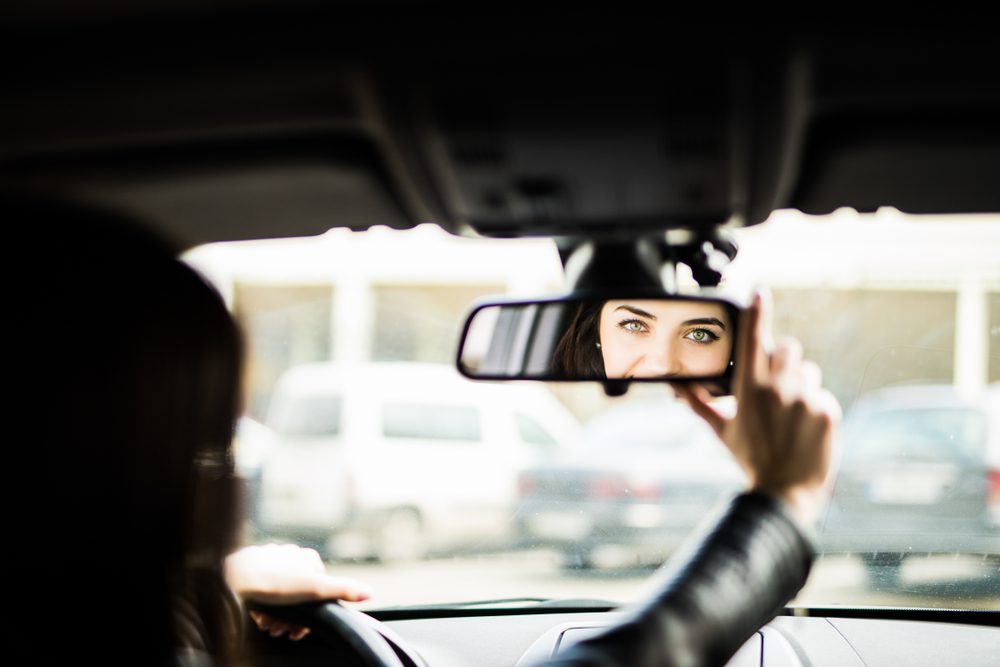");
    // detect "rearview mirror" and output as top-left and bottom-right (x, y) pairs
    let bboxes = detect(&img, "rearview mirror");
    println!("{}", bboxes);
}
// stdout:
(457, 294), (740, 395)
